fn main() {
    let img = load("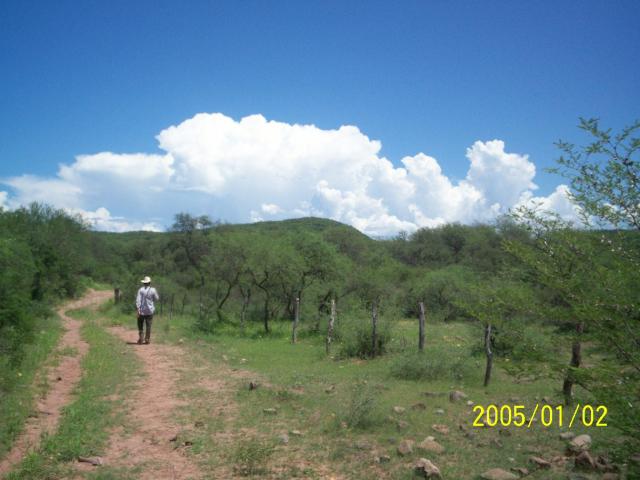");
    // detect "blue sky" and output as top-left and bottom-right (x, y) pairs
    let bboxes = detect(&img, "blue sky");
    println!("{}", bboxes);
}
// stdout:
(1, 1), (638, 234)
